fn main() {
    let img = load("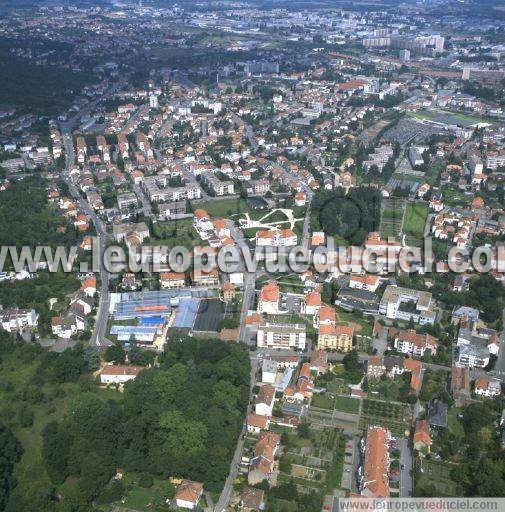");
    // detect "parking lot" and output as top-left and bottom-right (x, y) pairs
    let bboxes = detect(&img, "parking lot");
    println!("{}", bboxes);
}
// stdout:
(280, 293), (302, 313)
